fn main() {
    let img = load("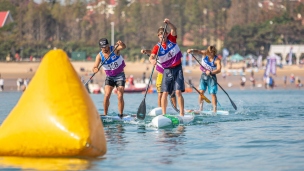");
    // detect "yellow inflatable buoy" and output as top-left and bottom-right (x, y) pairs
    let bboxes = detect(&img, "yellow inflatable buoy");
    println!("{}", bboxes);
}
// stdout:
(0, 49), (106, 157)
